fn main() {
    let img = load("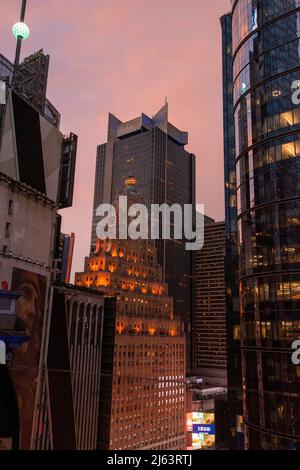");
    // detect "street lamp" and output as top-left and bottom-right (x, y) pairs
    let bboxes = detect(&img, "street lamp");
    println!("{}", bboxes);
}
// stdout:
(12, 21), (30, 40)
